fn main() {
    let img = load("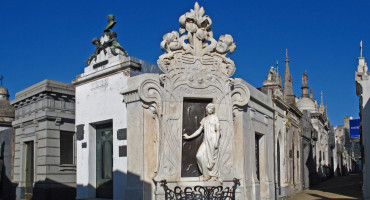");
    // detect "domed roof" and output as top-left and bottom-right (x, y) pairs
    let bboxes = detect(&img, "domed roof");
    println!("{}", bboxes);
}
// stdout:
(0, 86), (9, 98)
(0, 86), (14, 126)
(297, 97), (317, 112)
